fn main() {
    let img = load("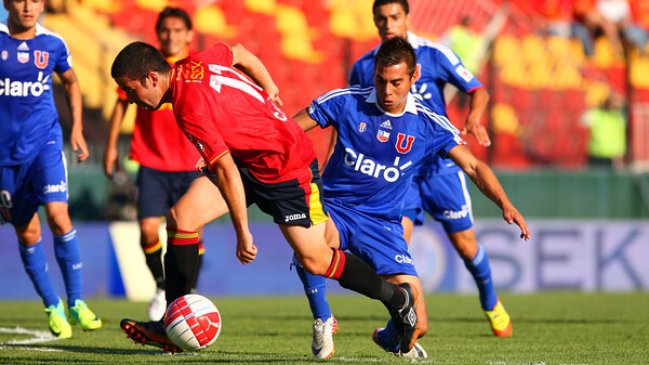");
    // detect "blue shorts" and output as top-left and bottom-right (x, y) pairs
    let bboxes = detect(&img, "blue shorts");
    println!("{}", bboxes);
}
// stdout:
(326, 199), (417, 276)
(402, 171), (474, 234)
(136, 166), (201, 218)
(0, 134), (68, 226)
